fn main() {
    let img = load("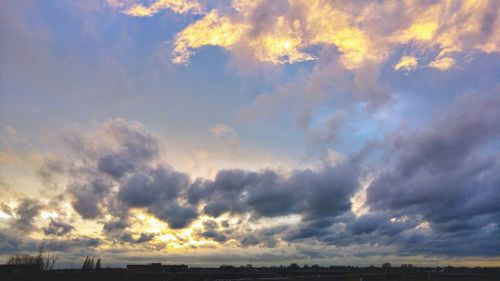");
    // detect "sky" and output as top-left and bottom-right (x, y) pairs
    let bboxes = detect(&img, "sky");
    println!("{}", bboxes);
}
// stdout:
(0, 0), (499, 267)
